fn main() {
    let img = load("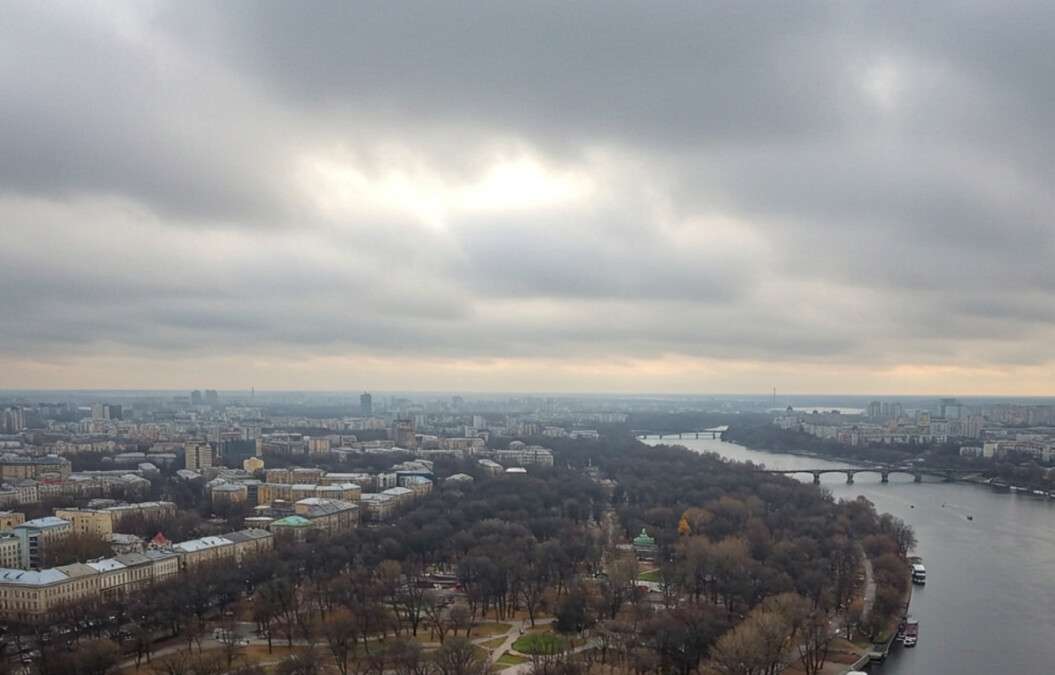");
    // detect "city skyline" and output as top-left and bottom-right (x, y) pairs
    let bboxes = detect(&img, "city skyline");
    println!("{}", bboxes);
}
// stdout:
(3, 3), (1055, 394)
